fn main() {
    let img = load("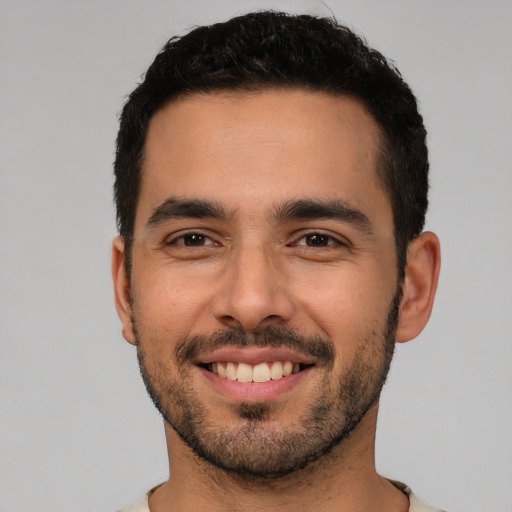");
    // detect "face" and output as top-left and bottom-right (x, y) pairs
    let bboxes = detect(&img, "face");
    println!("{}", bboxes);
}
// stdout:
(119, 90), (402, 477)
